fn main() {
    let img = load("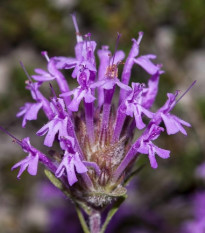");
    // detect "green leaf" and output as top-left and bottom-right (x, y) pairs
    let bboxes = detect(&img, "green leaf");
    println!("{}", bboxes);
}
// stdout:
(75, 204), (90, 233)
